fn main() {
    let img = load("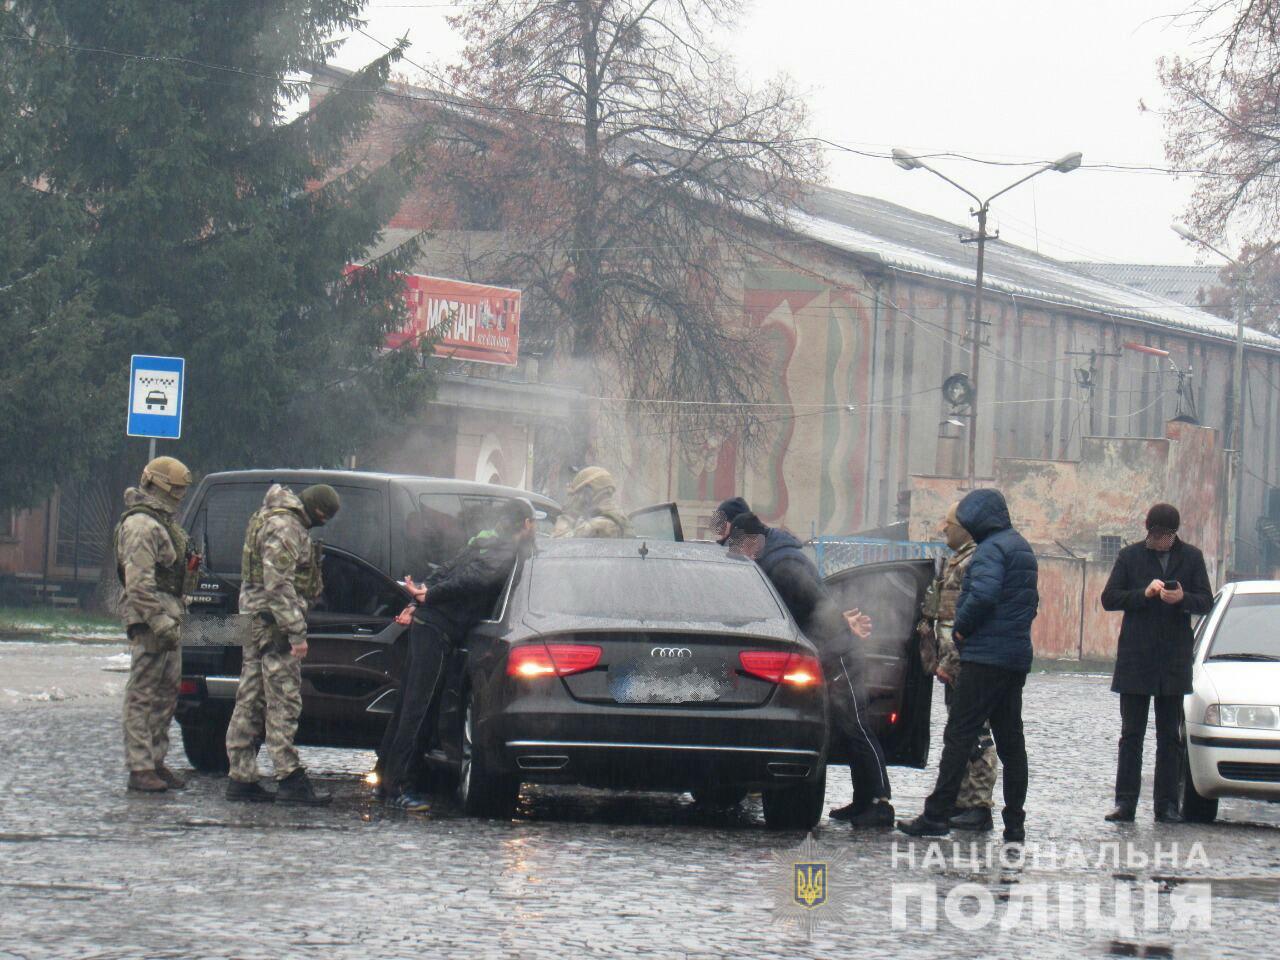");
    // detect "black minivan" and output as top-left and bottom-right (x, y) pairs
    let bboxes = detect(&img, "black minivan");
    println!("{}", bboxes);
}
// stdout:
(174, 469), (563, 771)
